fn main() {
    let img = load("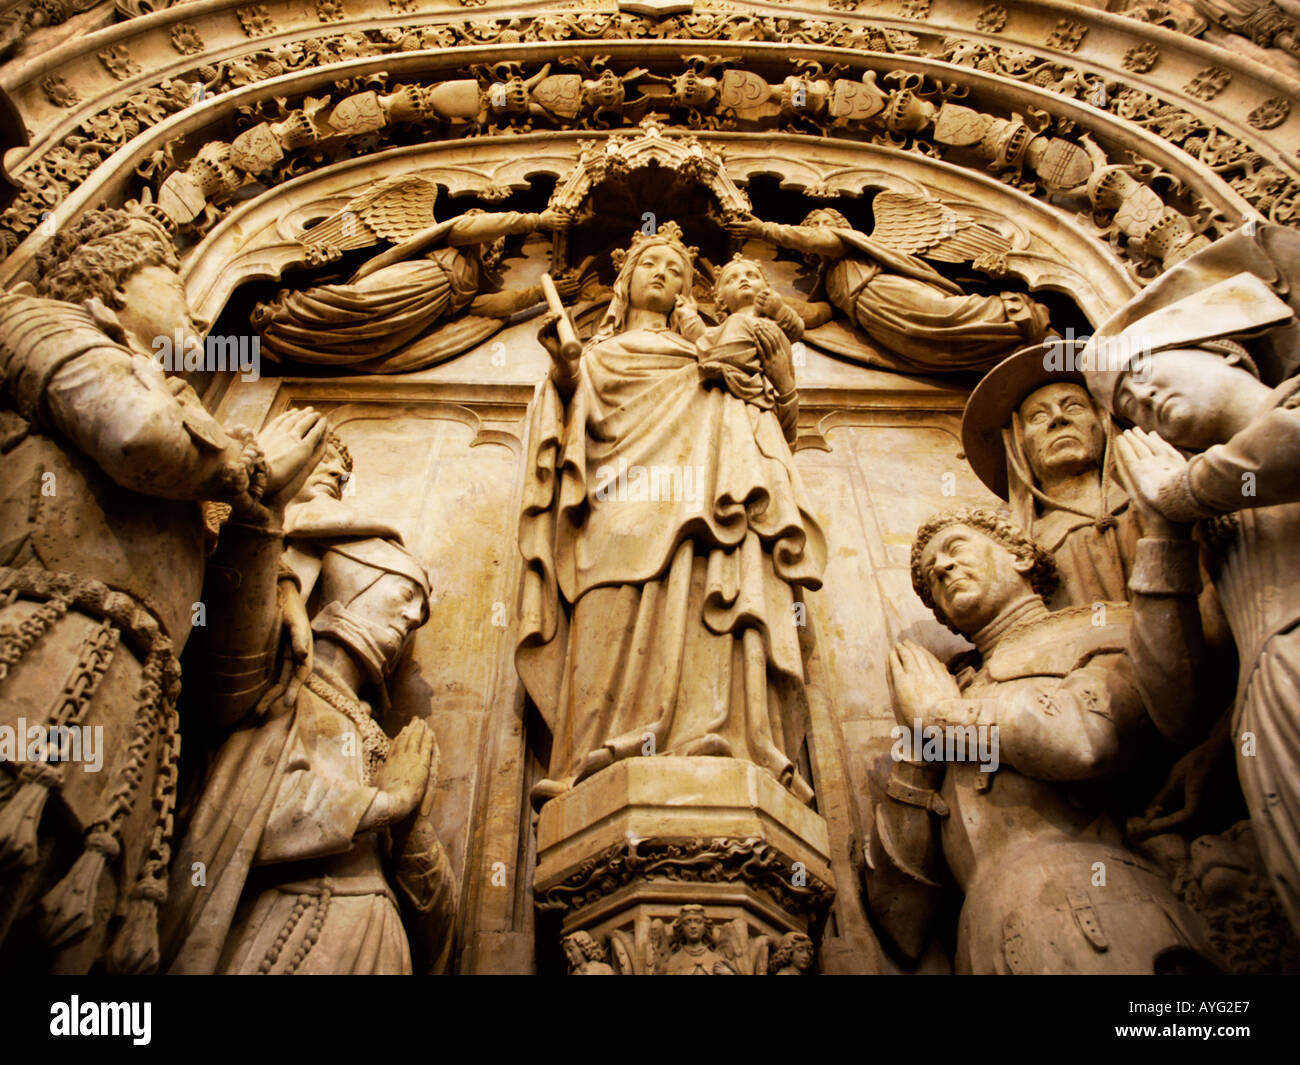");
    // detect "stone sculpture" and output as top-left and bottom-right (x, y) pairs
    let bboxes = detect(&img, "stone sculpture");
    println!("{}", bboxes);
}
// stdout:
(562, 931), (616, 975)
(1077, 223), (1300, 938)
(681, 255), (805, 445)
(516, 221), (826, 806)
(867, 507), (1218, 972)
(252, 176), (574, 373)
(769, 931), (814, 975)
(663, 905), (737, 975)
(0, 207), (327, 973)
(163, 528), (453, 974)
(728, 194), (1051, 374)
(962, 346), (1136, 606)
